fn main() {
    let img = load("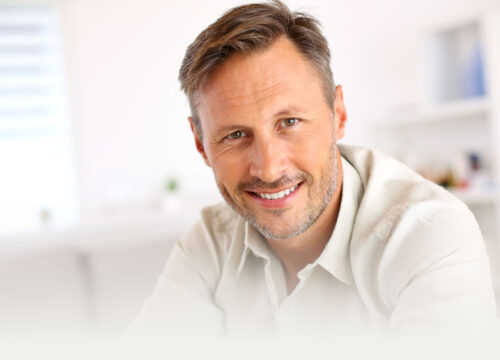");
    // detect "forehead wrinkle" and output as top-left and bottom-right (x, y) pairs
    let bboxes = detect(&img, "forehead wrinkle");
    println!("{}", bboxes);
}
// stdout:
(214, 81), (291, 113)
(203, 49), (299, 112)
